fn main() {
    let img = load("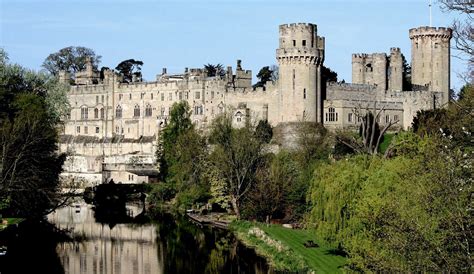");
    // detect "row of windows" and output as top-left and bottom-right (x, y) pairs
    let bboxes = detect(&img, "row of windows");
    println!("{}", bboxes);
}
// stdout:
(115, 104), (154, 118)
(291, 39), (314, 48)
(80, 107), (105, 120)
(76, 126), (100, 134)
(326, 108), (400, 124)
(117, 91), (202, 102)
